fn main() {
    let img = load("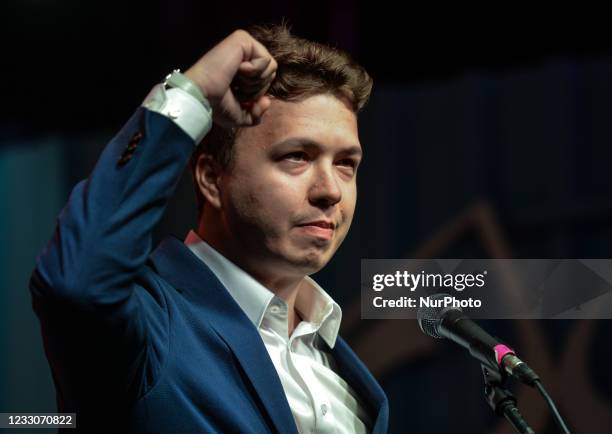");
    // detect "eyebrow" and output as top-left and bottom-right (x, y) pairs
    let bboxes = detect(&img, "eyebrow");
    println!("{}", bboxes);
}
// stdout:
(271, 137), (363, 158)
